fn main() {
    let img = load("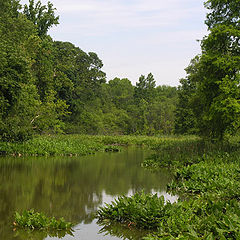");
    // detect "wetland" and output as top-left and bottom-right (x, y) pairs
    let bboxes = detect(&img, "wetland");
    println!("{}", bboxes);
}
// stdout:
(0, 145), (176, 240)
